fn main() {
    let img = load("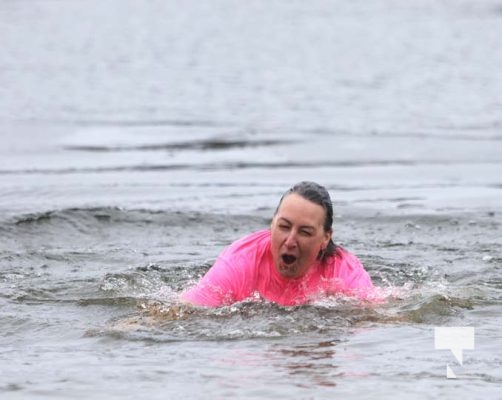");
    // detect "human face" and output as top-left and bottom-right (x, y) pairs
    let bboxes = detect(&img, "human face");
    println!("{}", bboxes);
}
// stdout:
(270, 193), (332, 279)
